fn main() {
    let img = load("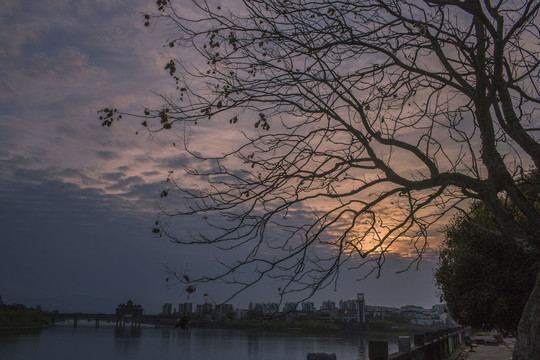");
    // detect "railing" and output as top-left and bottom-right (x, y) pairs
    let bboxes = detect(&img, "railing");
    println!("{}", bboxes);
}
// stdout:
(369, 326), (468, 360)
(307, 326), (469, 360)
(47, 313), (170, 328)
